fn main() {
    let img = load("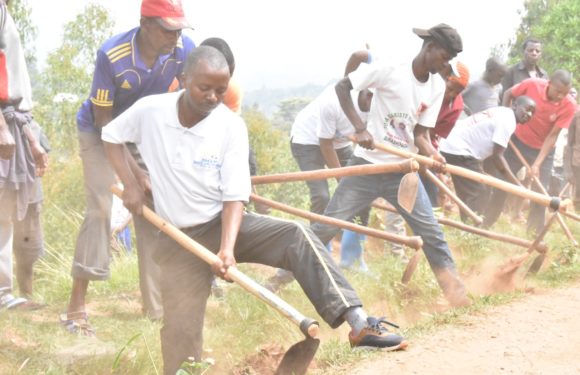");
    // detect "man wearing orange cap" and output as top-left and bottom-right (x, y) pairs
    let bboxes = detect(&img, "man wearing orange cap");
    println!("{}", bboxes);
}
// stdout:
(62, 0), (195, 335)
